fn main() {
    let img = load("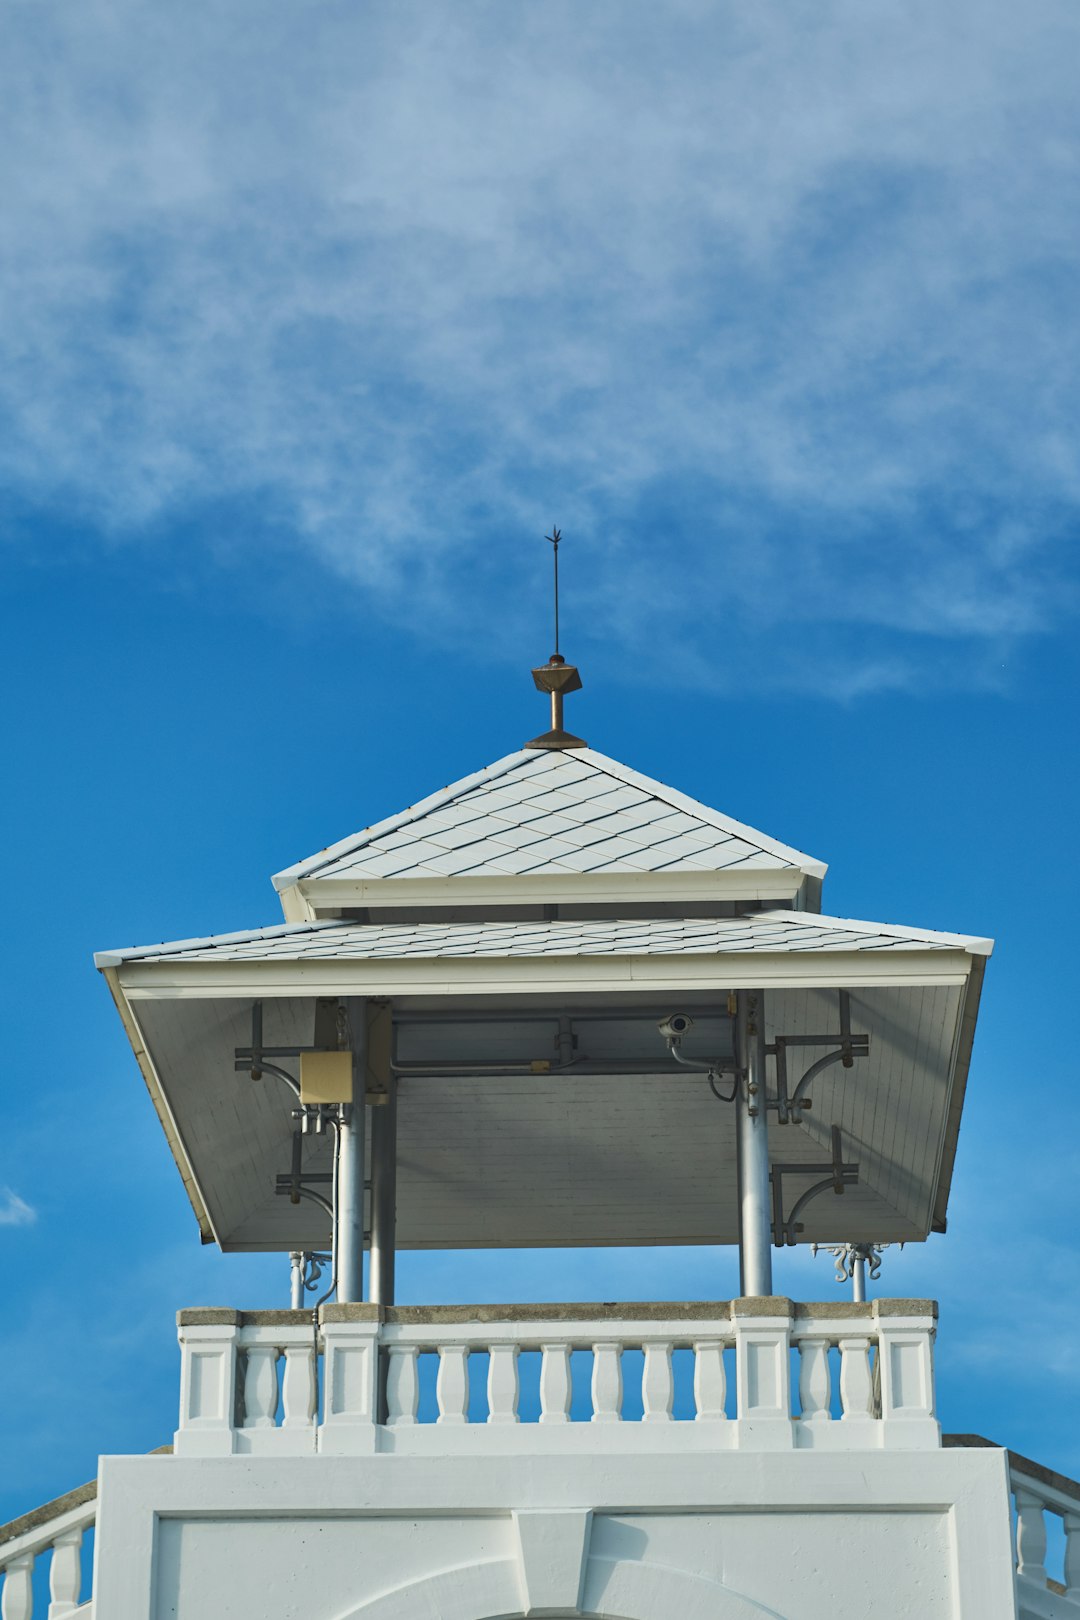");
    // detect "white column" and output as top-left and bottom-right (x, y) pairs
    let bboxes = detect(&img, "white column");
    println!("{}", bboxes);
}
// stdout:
(174, 1312), (240, 1457)
(732, 1298), (794, 1449)
(2, 1553), (33, 1620)
(48, 1527), (84, 1618)
(337, 998), (368, 1304)
(369, 1074), (397, 1306)
(318, 1309), (380, 1454)
(736, 990), (773, 1297)
(539, 1343), (572, 1424)
(693, 1338), (728, 1421)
